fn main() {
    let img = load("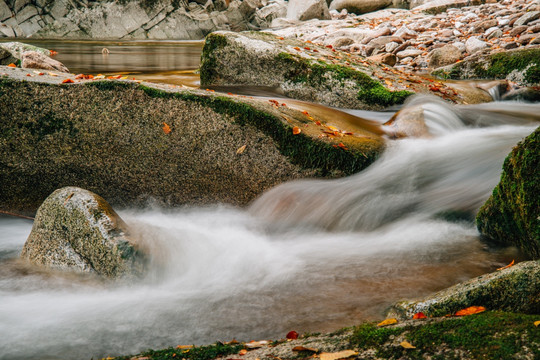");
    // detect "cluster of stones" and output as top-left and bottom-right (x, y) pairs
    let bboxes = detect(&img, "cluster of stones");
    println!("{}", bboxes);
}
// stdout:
(0, 0), (287, 39)
(272, 0), (540, 71)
